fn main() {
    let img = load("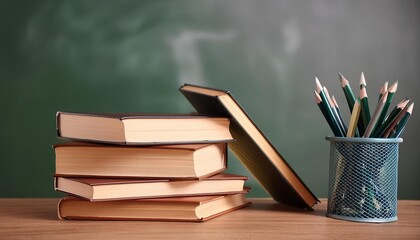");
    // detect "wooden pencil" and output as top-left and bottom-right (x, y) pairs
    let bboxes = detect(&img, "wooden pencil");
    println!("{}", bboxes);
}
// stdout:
(347, 100), (361, 137)
(372, 99), (409, 138)
(339, 72), (356, 113)
(315, 78), (345, 137)
(332, 95), (348, 133)
(359, 86), (371, 135)
(314, 90), (342, 137)
(375, 81), (398, 132)
(363, 92), (388, 137)
(388, 102), (414, 138)
(324, 87), (347, 135)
